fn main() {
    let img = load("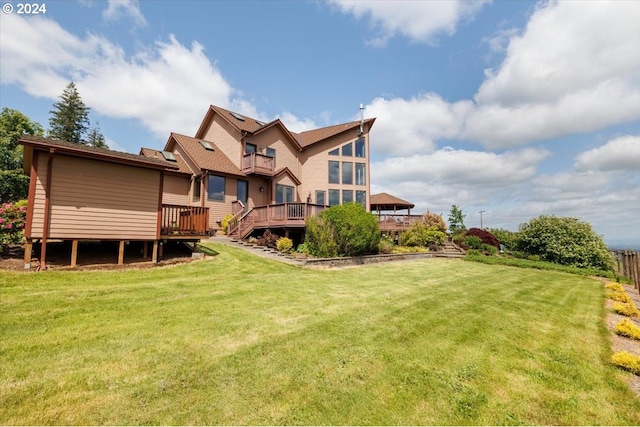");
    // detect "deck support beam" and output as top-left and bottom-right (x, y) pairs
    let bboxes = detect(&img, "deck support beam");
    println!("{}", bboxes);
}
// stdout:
(118, 240), (125, 265)
(152, 241), (159, 263)
(24, 239), (32, 269)
(71, 240), (78, 267)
